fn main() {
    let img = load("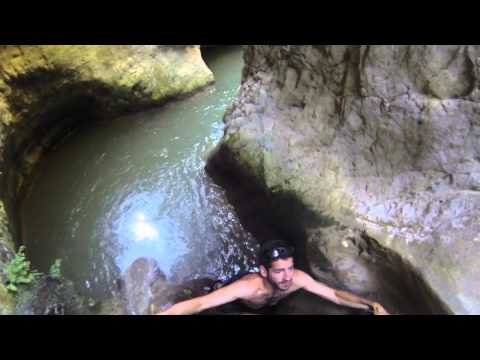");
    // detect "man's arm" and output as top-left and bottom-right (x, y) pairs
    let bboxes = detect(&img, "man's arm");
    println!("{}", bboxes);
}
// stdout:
(156, 279), (252, 315)
(294, 270), (389, 315)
